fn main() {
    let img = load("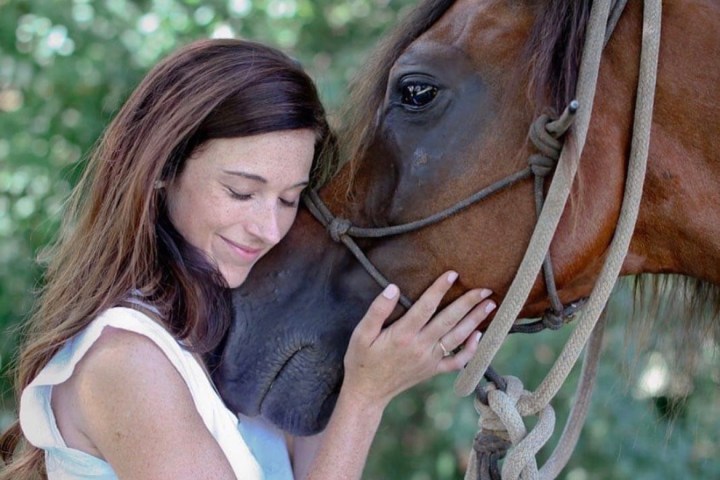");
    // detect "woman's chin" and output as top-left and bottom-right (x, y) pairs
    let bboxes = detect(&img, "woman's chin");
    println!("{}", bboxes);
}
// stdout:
(221, 267), (251, 289)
